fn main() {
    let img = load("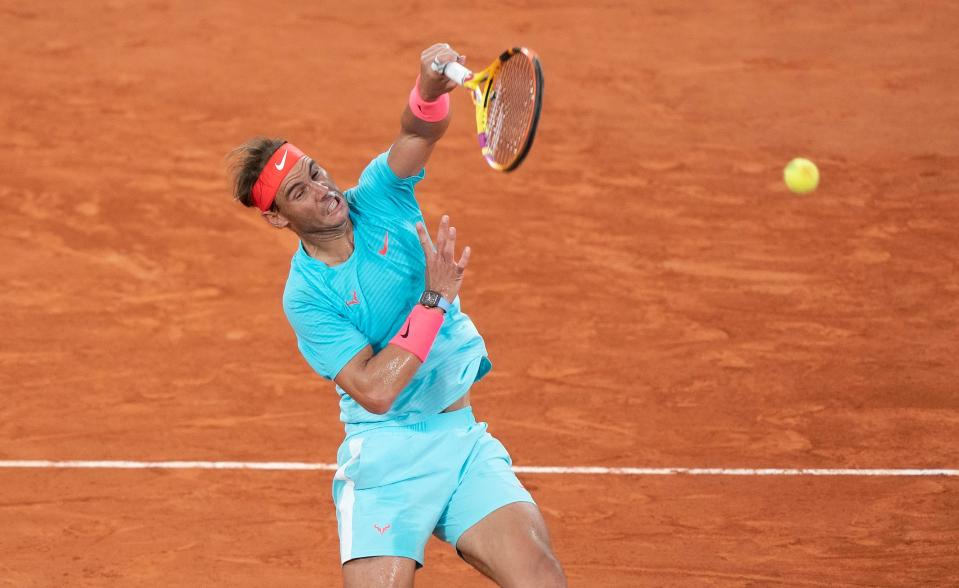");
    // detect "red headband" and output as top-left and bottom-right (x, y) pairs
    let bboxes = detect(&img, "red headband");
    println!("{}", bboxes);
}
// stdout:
(251, 143), (306, 211)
